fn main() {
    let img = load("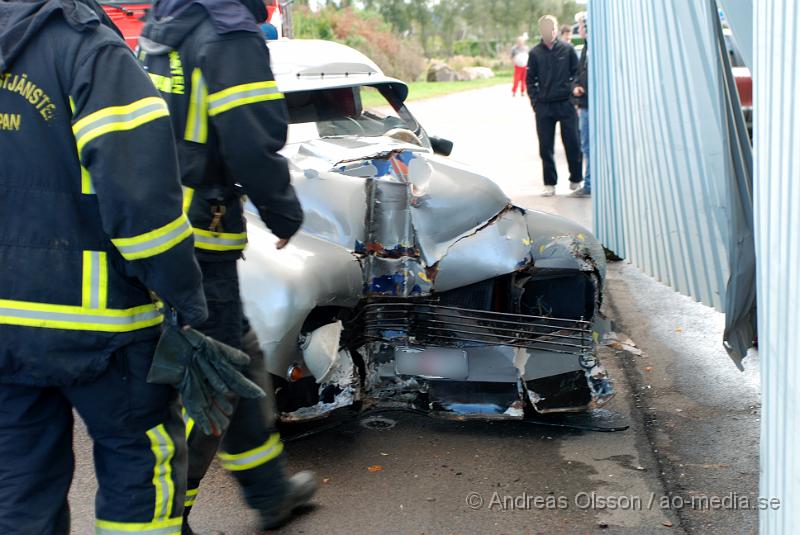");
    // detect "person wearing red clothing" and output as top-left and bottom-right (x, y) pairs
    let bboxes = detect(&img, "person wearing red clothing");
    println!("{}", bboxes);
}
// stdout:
(511, 36), (529, 96)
